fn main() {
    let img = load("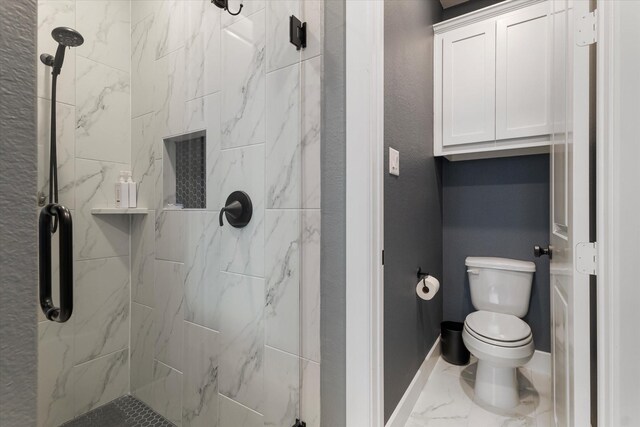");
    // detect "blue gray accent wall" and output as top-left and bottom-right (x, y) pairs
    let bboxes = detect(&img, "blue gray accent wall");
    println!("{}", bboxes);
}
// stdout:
(321, 0), (347, 426)
(0, 0), (38, 425)
(442, 154), (551, 352)
(383, 0), (443, 421)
